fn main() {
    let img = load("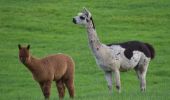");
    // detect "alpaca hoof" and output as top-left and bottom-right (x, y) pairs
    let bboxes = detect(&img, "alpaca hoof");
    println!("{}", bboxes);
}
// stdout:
(108, 85), (113, 94)
(141, 87), (146, 92)
(109, 90), (113, 95)
(108, 85), (112, 90)
(118, 89), (121, 93)
(45, 98), (49, 100)
(59, 97), (64, 100)
(116, 85), (121, 93)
